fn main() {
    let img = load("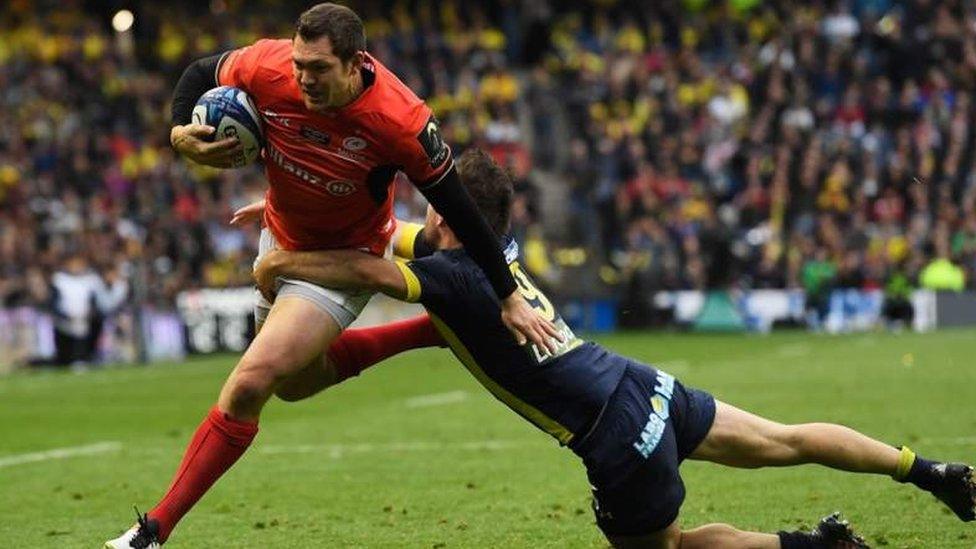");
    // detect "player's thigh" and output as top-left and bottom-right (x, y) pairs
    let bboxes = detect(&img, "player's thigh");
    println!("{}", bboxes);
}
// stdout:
(688, 400), (793, 467)
(234, 295), (342, 382)
(607, 518), (681, 549)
